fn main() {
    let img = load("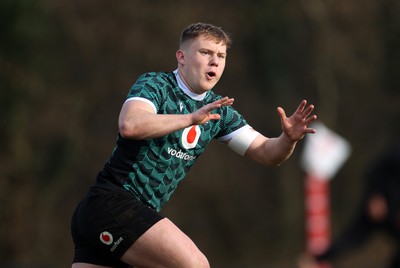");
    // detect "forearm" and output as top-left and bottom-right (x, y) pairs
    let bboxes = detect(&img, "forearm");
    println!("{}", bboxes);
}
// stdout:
(119, 97), (231, 140)
(119, 111), (193, 140)
(246, 133), (297, 166)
